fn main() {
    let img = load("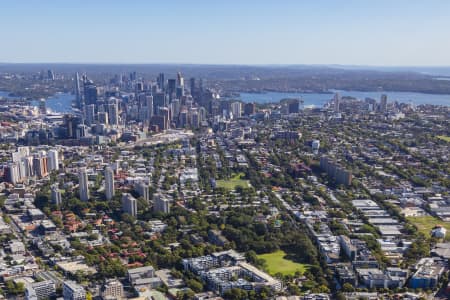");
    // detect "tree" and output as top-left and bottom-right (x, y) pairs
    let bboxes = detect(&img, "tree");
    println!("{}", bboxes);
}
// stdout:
(186, 279), (203, 293)
(223, 288), (248, 300)
(342, 282), (355, 292)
